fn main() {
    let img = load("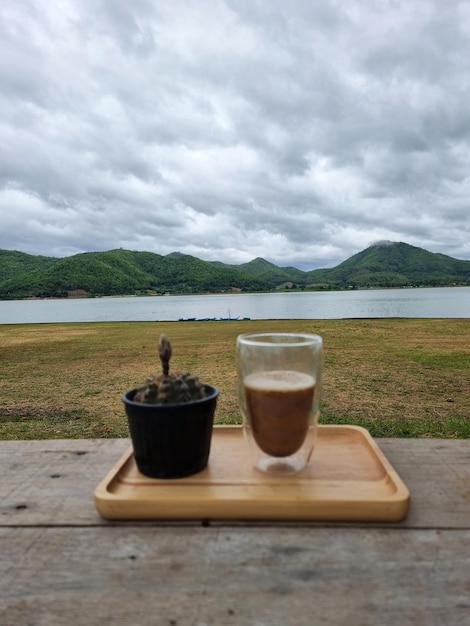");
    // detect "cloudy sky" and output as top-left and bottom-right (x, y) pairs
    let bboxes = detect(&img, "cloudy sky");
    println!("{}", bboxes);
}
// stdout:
(1, 0), (469, 270)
